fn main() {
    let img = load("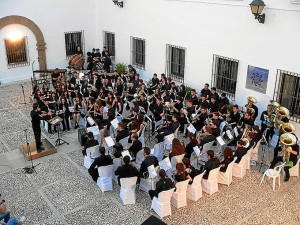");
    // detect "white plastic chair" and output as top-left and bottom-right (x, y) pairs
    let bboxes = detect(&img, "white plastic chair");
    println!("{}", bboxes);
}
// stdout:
(232, 153), (249, 178)
(153, 142), (165, 161)
(289, 158), (300, 177)
(83, 145), (100, 169)
(119, 136), (129, 150)
(97, 165), (114, 192)
(150, 188), (175, 219)
(201, 166), (220, 195)
(139, 166), (159, 192)
(120, 177), (138, 205)
(218, 159), (236, 187)
(112, 158), (122, 184)
(260, 163), (285, 191)
(187, 171), (205, 202)
(171, 179), (189, 208)
(132, 149), (145, 170)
